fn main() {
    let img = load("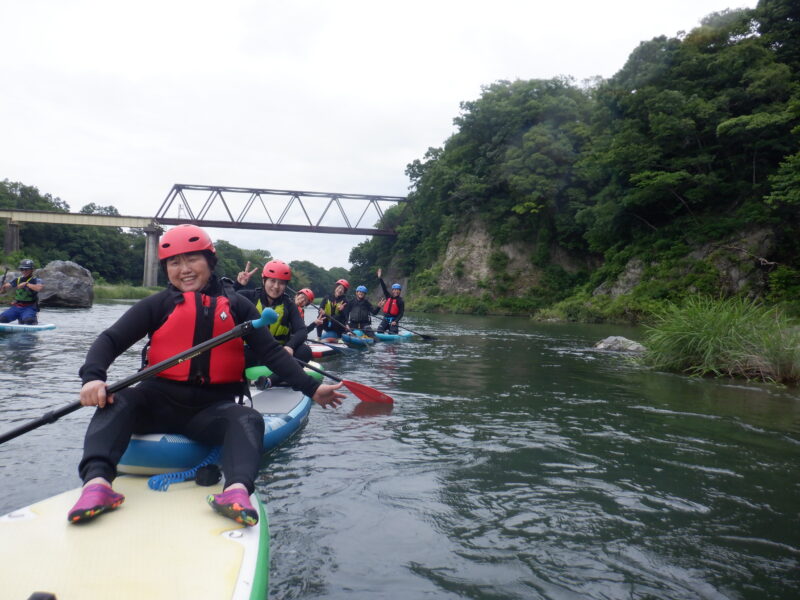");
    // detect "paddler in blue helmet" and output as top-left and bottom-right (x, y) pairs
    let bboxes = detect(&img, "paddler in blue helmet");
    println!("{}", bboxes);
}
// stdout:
(0, 259), (44, 325)
(68, 224), (345, 527)
(376, 268), (405, 334)
(346, 285), (380, 337)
